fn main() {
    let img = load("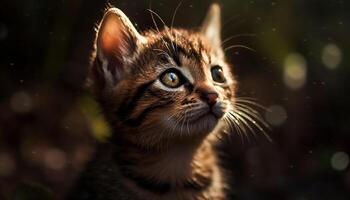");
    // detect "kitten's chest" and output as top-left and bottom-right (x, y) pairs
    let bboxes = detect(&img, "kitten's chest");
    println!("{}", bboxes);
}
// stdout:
(157, 175), (225, 200)
(113, 142), (226, 200)
(125, 167), (225, 200)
